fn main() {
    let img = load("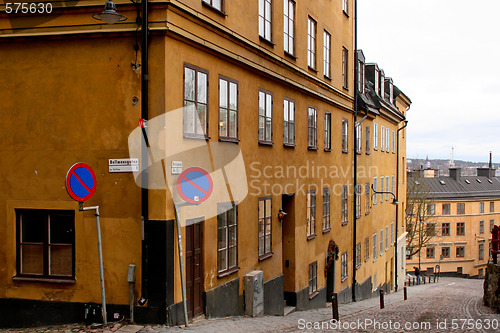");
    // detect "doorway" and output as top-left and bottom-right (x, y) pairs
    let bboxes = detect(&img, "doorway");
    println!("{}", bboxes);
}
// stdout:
(185, 219), (204, 318)
(281, 194), (295, 306)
